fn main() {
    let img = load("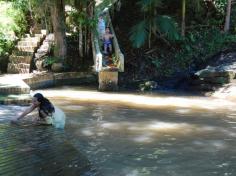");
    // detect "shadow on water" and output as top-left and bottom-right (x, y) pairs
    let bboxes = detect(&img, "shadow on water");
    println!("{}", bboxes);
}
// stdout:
(30, 86), (236, 176)
(0, 106), (100, 176)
